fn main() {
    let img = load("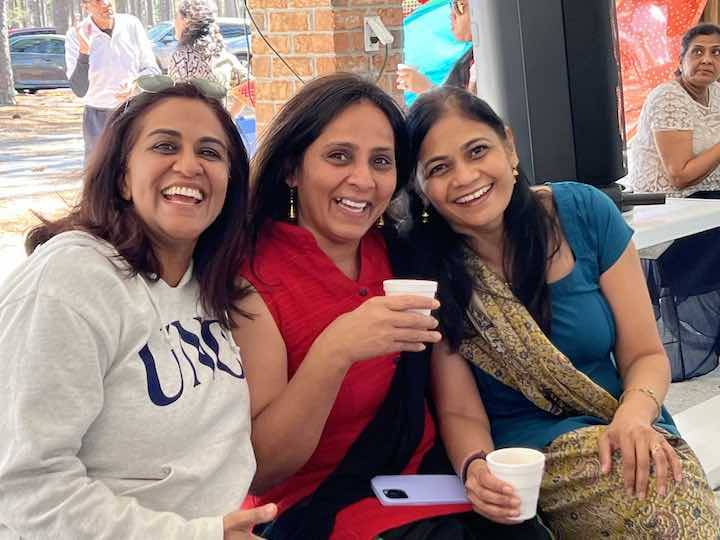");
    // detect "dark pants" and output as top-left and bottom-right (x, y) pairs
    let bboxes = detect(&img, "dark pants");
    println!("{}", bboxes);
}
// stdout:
(377, 512), (553, 540)
(82, 105), (114, 162)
